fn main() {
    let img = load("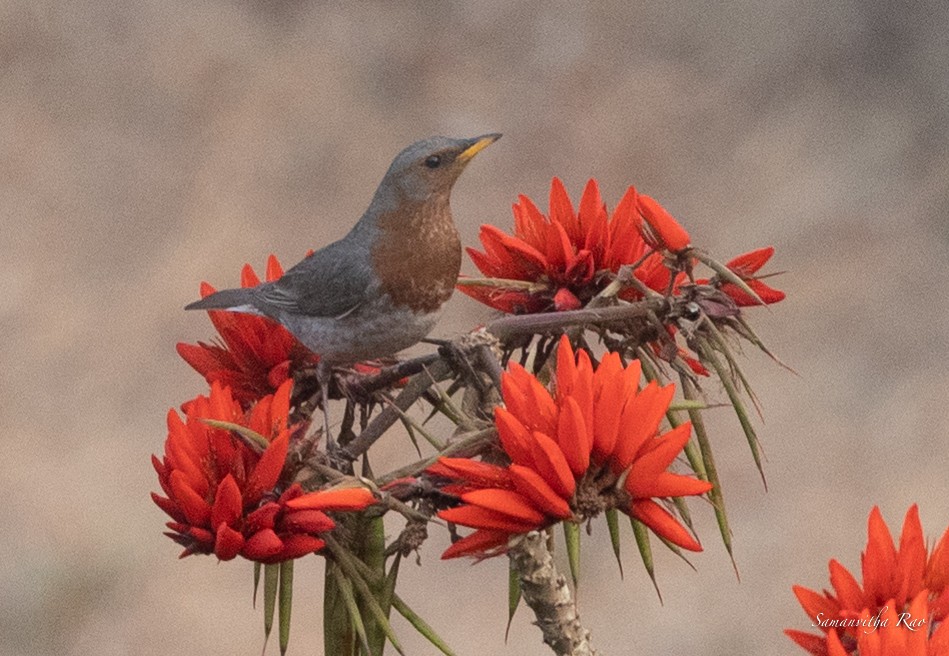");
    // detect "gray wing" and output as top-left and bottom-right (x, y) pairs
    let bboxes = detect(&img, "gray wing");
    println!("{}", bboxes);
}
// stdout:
(253, 237), (374, 319)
